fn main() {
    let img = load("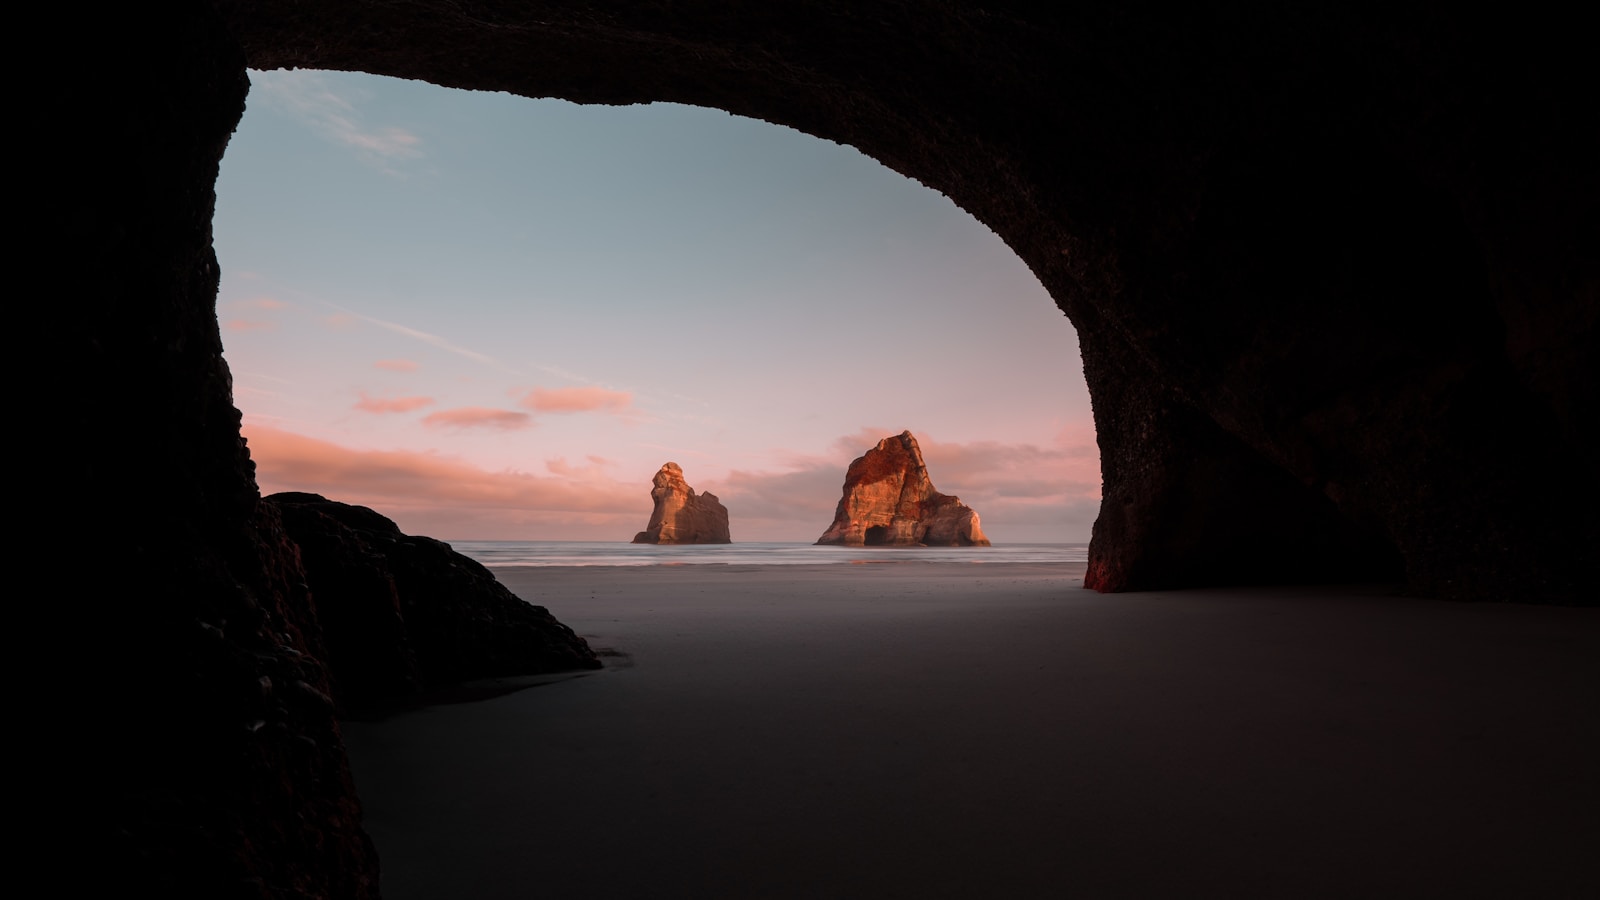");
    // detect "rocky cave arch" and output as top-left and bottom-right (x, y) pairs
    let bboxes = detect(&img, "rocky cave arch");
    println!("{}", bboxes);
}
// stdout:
(46, 2), (1594, 897)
